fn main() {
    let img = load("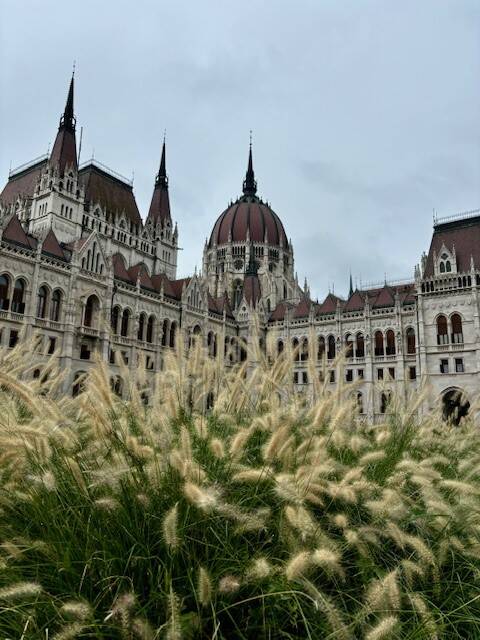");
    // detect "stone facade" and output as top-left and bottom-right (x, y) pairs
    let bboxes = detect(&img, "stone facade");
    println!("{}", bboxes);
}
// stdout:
(0, 77), (478, 422)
